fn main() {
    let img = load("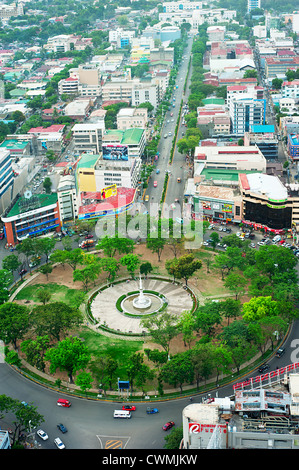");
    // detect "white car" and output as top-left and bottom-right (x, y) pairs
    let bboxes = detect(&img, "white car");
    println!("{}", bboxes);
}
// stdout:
(37, 429), (48, 441)
(54, 437), (65, 449)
